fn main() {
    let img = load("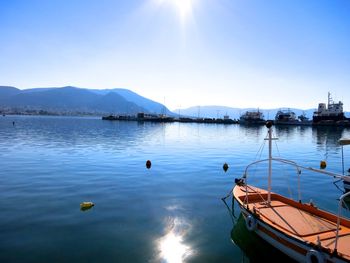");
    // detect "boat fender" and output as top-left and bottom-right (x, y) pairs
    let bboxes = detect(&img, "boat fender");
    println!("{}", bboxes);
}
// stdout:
(306, 249), (324, 263)
(245, 215), (257, 231)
